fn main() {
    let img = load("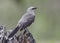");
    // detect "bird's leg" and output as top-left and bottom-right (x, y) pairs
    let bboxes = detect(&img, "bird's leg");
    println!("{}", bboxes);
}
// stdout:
(23, 27), (28, 35)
